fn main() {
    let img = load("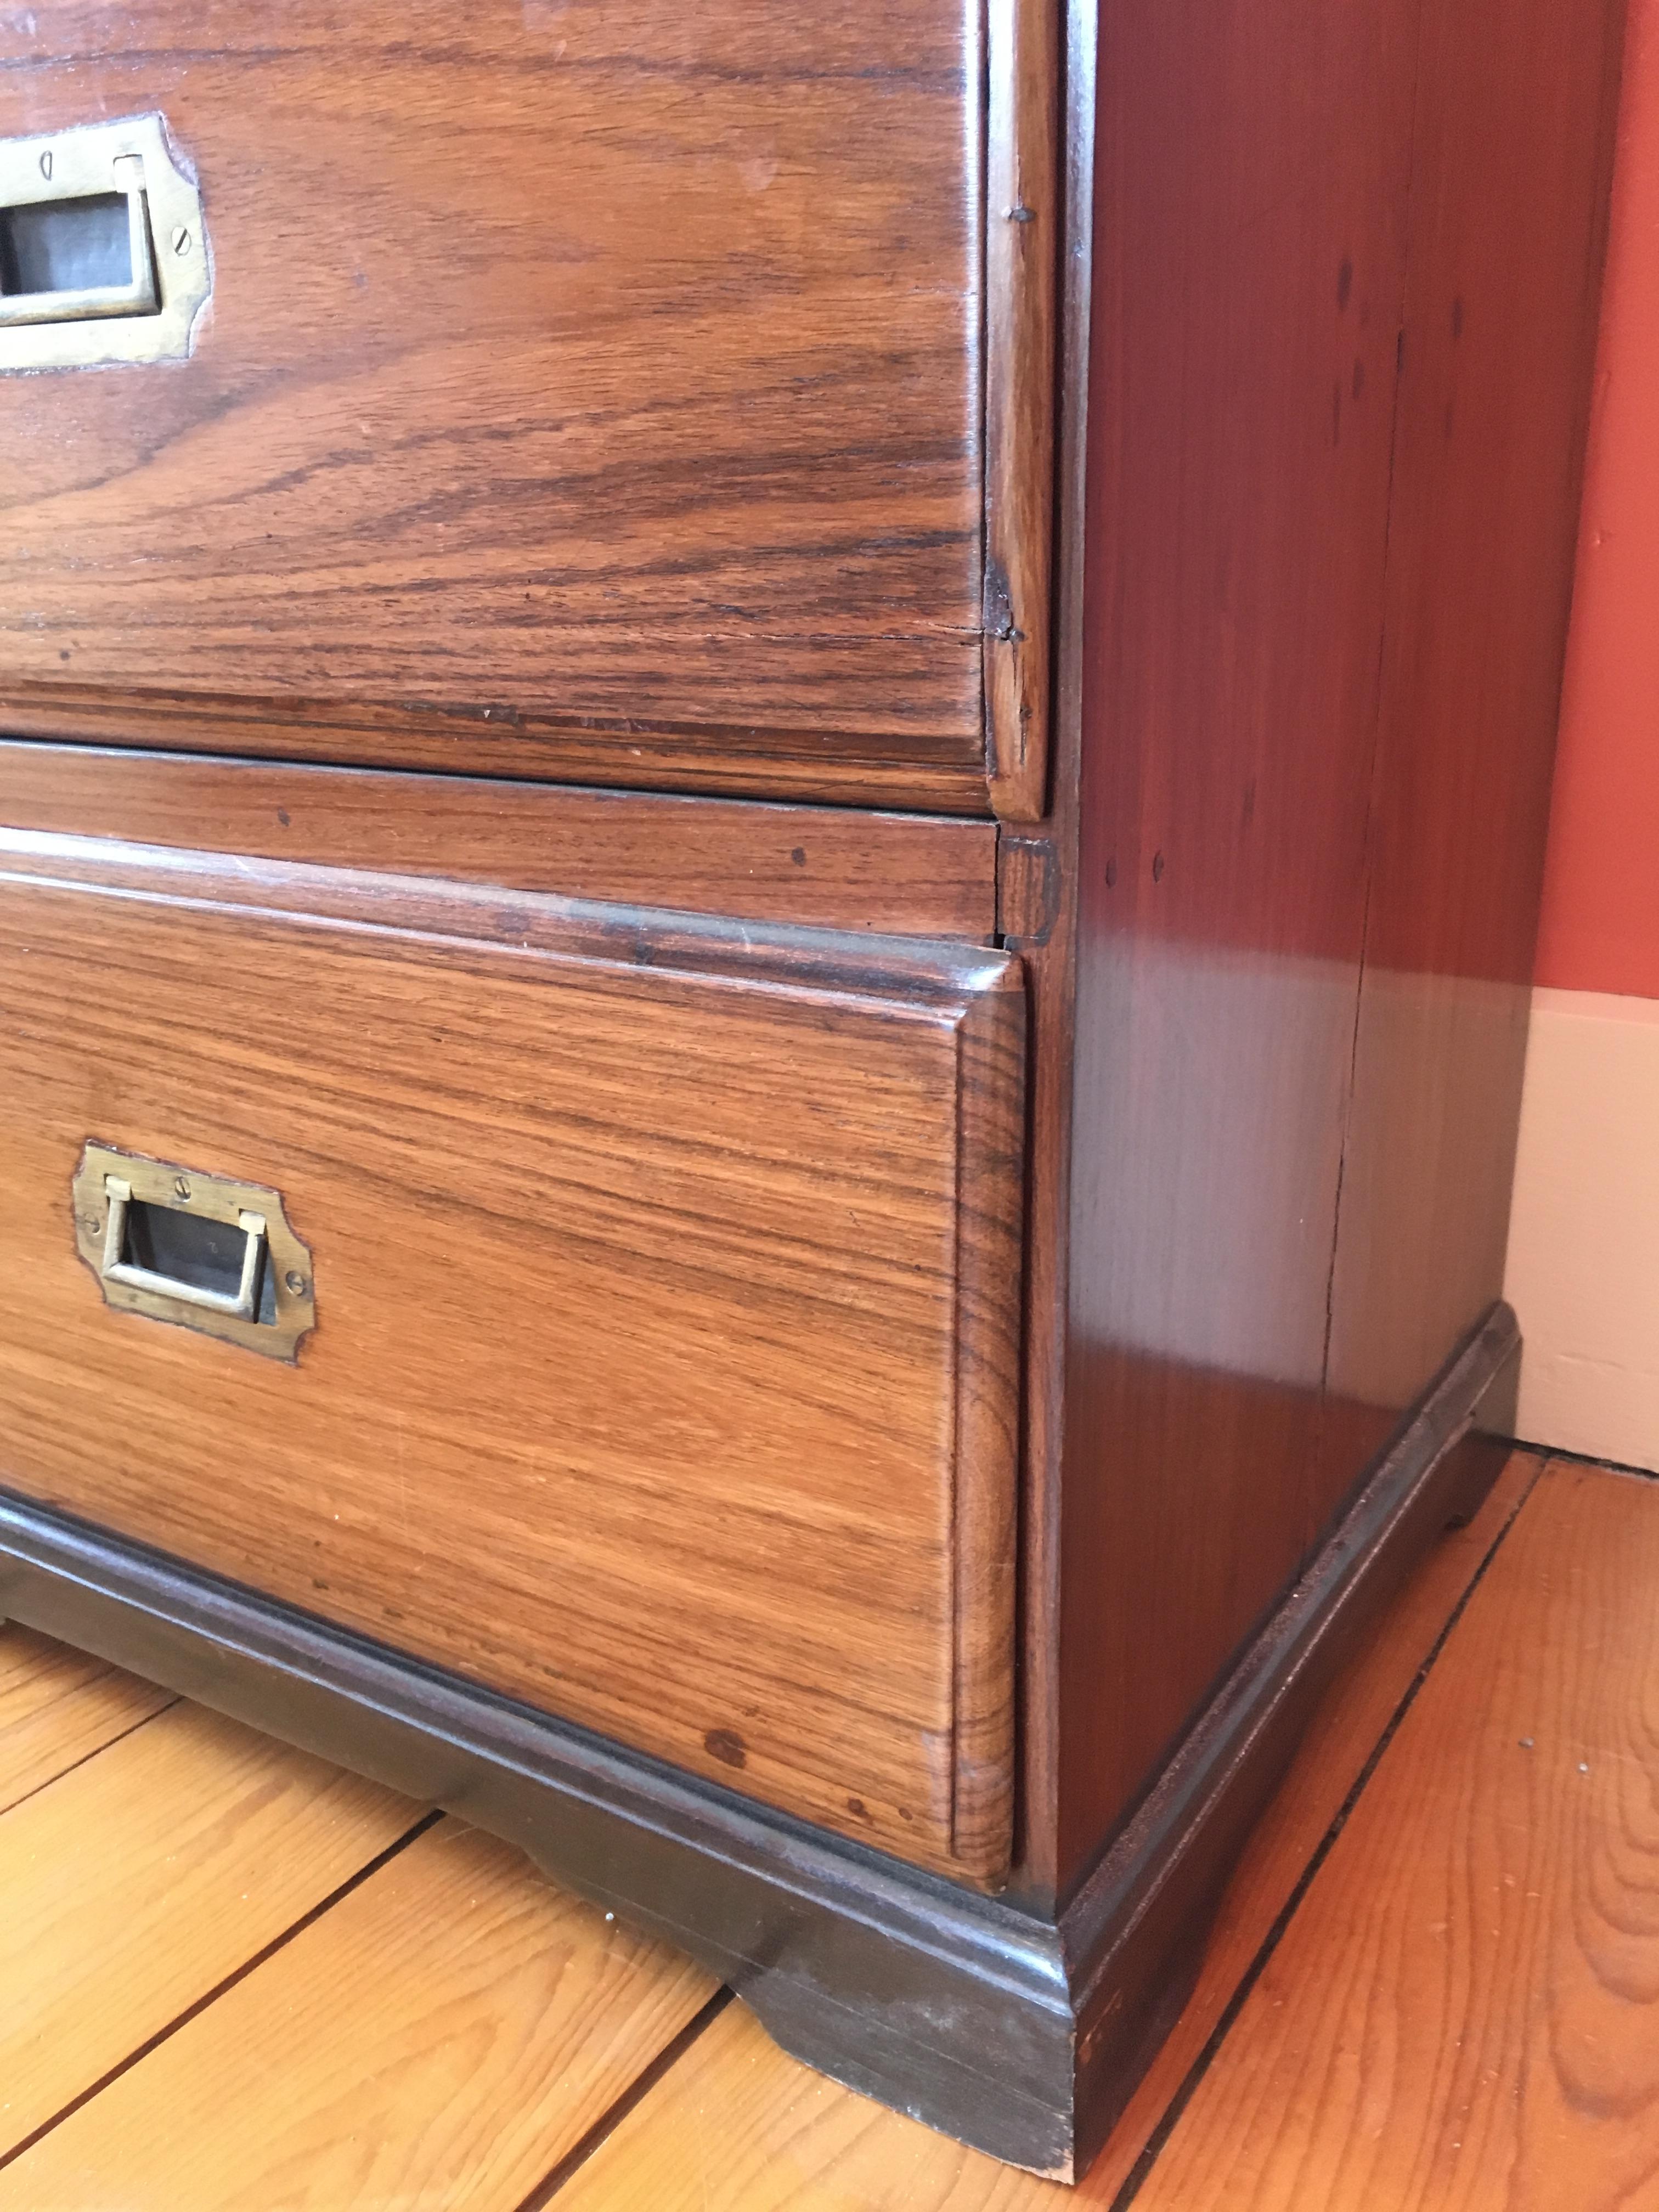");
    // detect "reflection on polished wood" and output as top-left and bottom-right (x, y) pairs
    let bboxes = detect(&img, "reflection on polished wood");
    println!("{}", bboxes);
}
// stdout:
(1050, 0), (1624, 1885)
(1322, 0), (1626, 1439)
(0, 742), (1002, 942)
(1057, 0), (1421, 1879)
